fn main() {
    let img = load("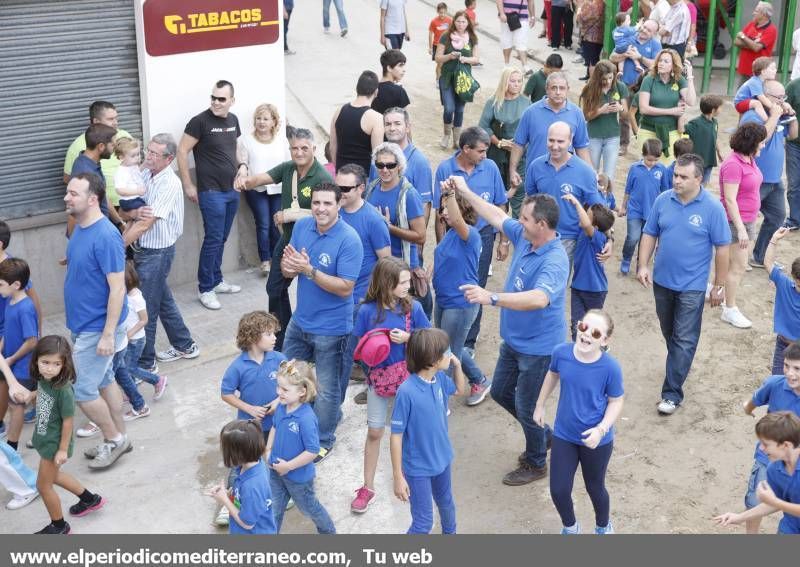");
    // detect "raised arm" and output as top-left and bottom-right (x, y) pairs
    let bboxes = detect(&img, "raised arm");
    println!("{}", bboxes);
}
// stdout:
(451, 175), (509, 232)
